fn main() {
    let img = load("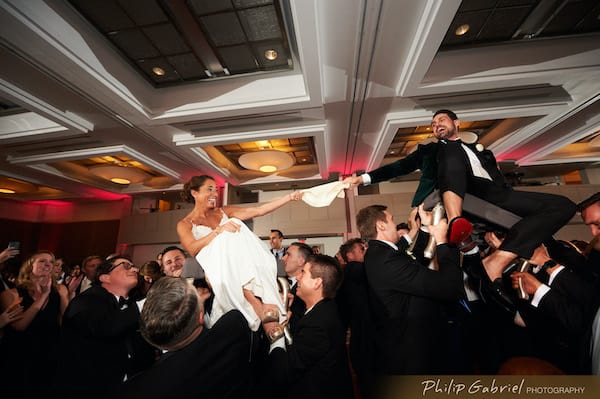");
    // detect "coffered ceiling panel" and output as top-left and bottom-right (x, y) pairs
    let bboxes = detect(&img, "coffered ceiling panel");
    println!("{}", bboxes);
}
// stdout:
(0, 0), (599, 202)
